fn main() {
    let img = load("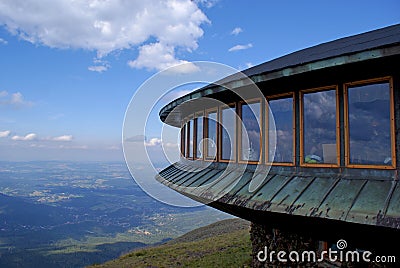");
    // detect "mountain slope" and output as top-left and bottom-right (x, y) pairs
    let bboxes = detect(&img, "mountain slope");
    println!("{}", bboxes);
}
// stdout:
(89, 218), (252, 268)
